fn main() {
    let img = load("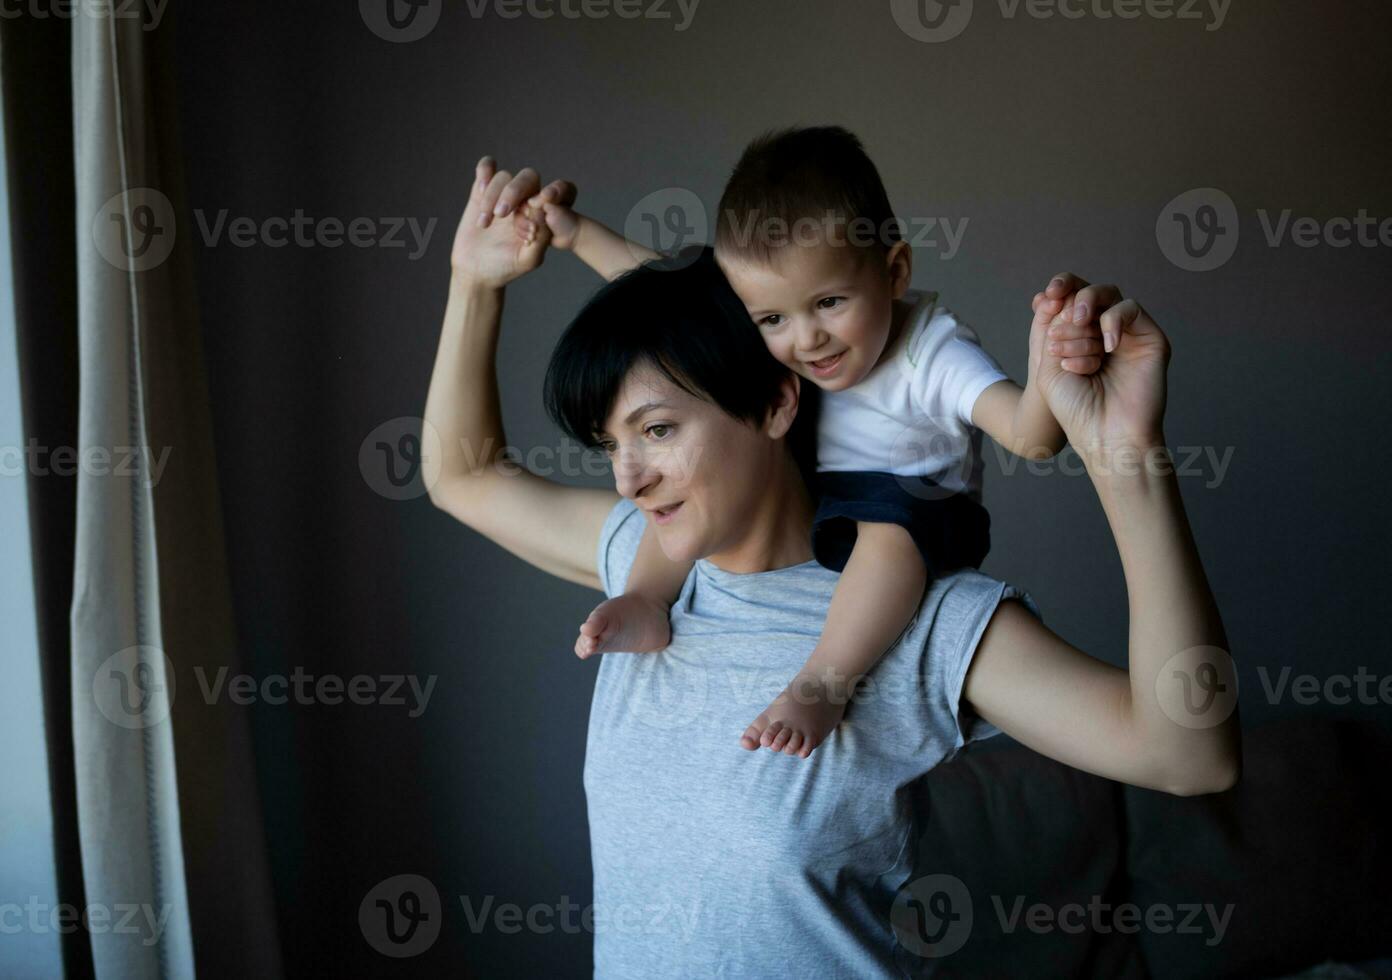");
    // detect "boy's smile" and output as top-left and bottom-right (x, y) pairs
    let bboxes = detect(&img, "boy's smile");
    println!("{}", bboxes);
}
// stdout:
(716, 238), (910, 392)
